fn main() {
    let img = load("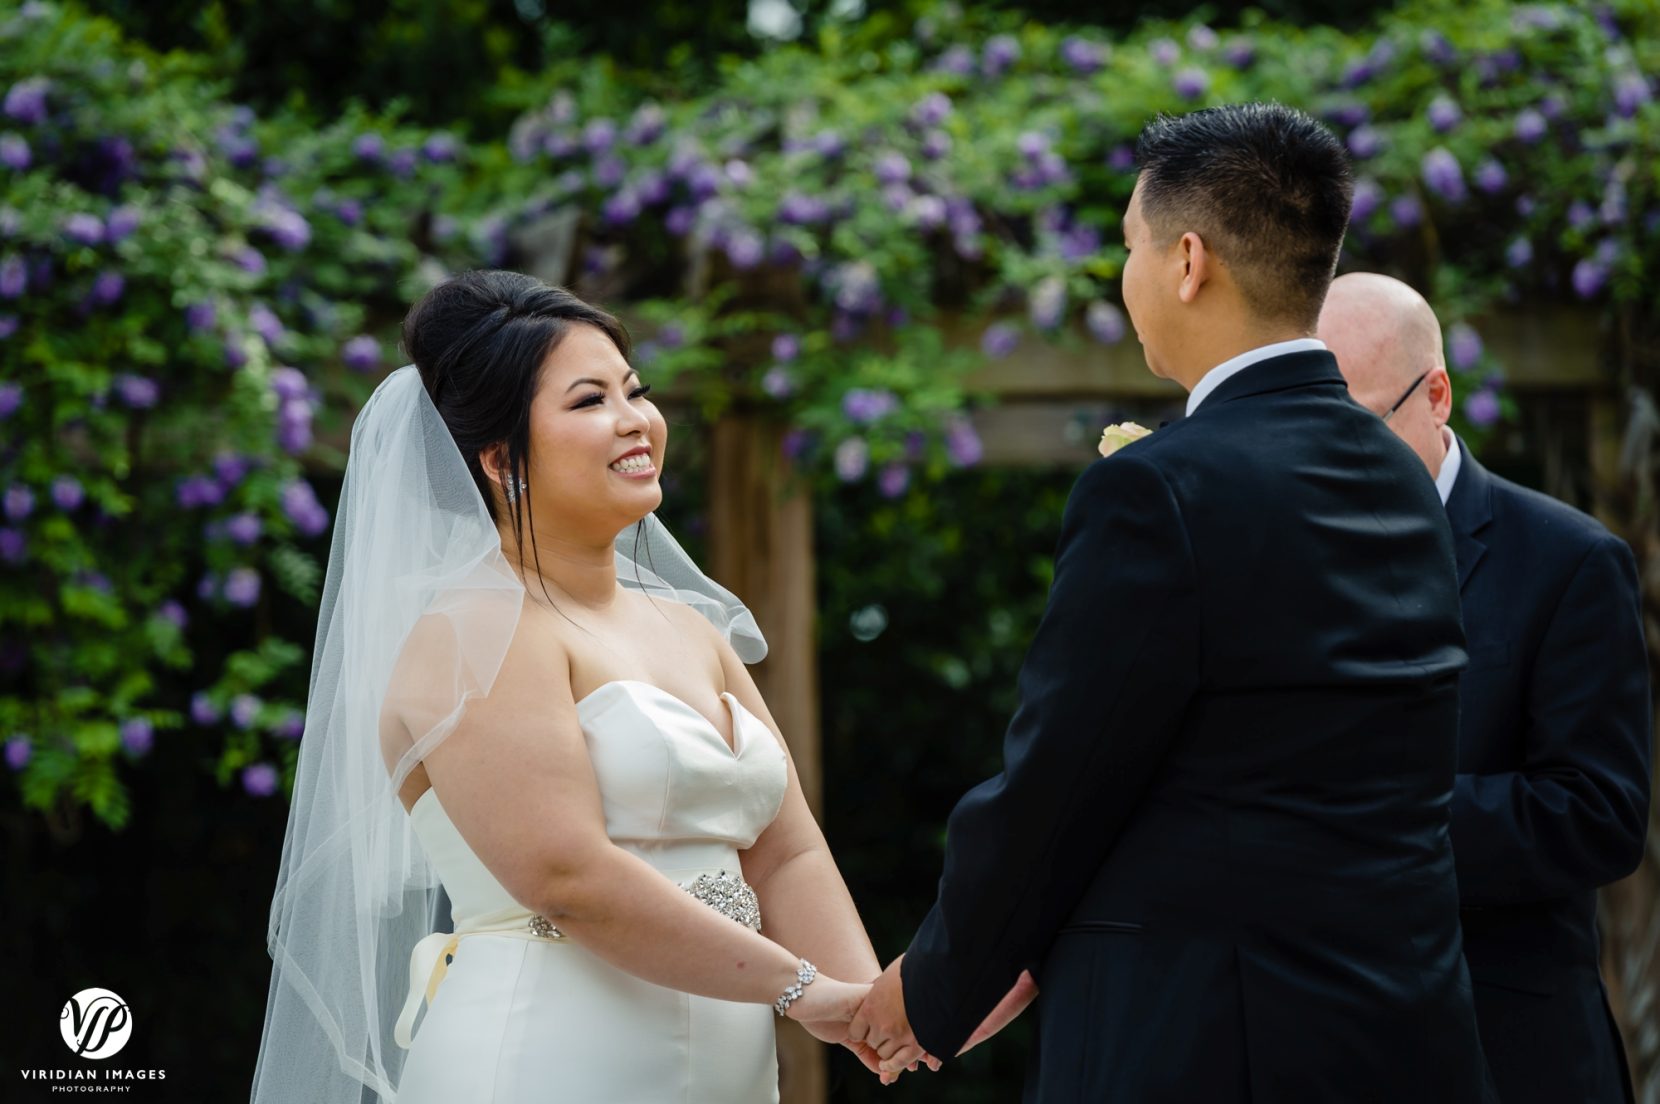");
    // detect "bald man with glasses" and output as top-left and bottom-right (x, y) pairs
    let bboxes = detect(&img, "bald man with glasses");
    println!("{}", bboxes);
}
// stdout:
(1319, 272), (1651, 1104)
